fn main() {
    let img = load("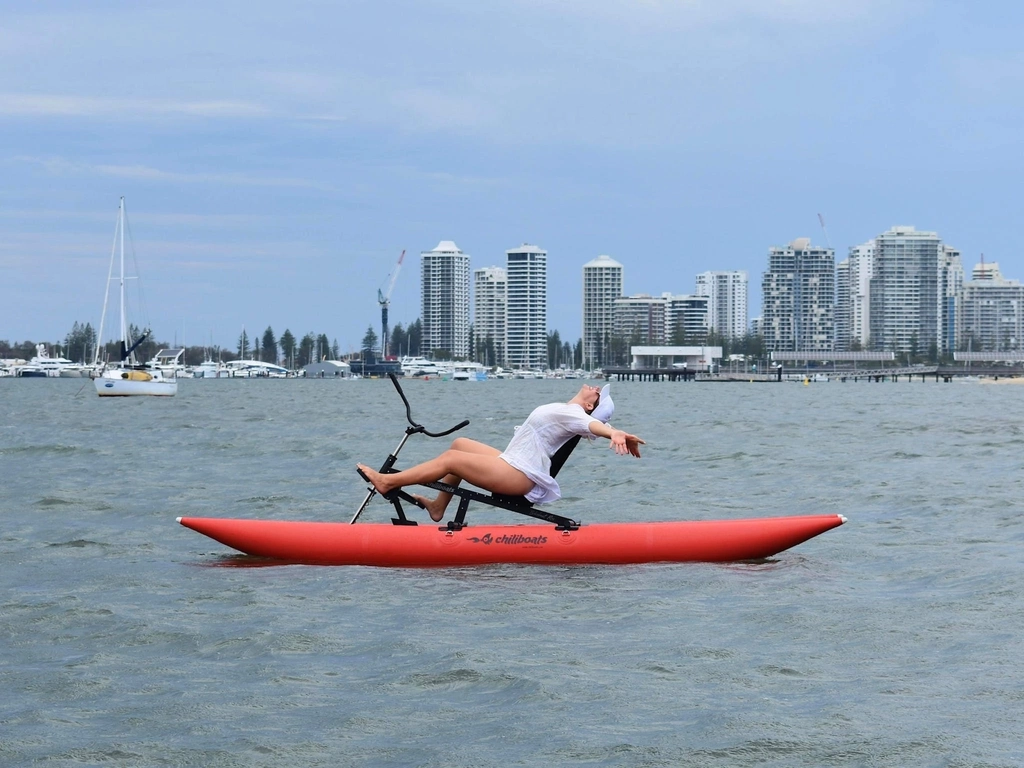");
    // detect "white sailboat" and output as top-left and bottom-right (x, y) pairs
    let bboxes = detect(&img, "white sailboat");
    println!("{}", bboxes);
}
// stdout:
(93, 198), (178, 397)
